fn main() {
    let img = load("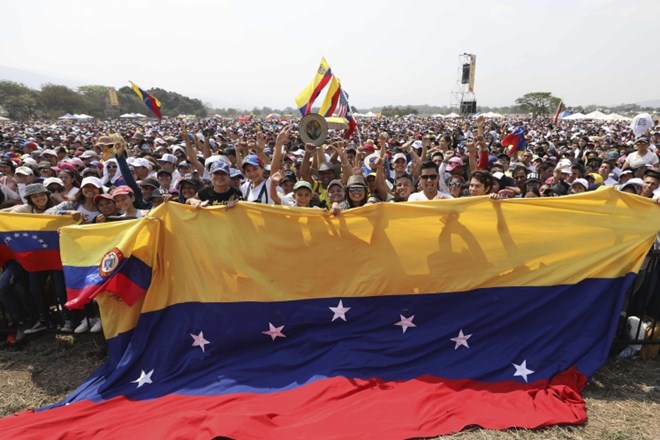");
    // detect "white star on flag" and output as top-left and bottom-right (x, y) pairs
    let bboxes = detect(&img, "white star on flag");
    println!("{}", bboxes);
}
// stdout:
(394, 315), (416, 333)
(4, 237), (10, 242)
(31, 235), (38, 240)
(131, 369), (154, 388)
(13, 233), (19, 238)
(190, 331), (210, 352)
(42, 244), (48, 248)
(22, 232), (28, 237)
(329, 300), (351, 322)
(262, 322), (285, 341)
(512, 360), (535, 383)
(450, 329), (472, 350)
